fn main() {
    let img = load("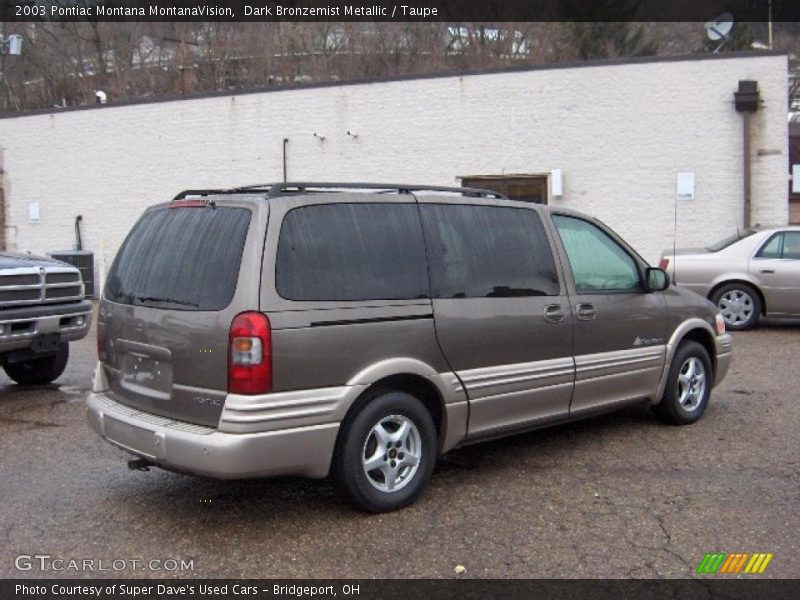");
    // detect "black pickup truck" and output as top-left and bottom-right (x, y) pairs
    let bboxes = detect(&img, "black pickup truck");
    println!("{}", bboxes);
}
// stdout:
(0, 251), (92, 385)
